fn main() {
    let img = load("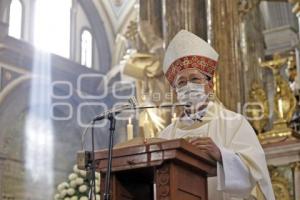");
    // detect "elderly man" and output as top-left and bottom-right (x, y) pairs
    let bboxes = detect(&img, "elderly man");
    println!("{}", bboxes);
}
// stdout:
(159, 30), (275, 200)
